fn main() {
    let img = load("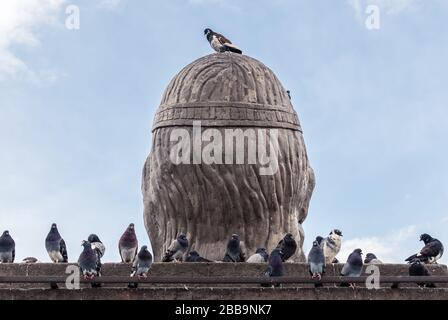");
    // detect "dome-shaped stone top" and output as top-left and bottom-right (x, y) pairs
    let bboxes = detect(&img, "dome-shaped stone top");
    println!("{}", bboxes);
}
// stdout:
(152, 53), (302, 132)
